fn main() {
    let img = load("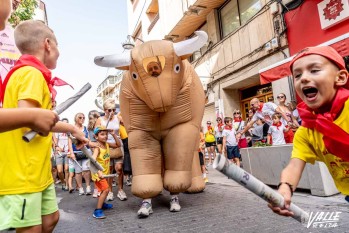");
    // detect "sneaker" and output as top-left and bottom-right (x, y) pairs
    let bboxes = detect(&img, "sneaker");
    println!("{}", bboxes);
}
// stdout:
(125, 178), (132, 186)
(102, 203), (113, 210)
(86, 186), (92, 195)
(92, 189), (99, 198)
(62, 185), (69, 191)
(169, 197), (181, 212)
(137, 201), (153, 218)
(117, 190), (127, 201)
(78, 187), (85, 196)
(93, 209), (106, 219)
(106, 192), (114, 201)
